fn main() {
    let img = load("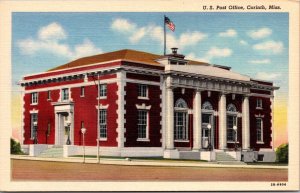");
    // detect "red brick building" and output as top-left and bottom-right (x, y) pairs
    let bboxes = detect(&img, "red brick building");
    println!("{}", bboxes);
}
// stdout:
(20, 48), (279, 162)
